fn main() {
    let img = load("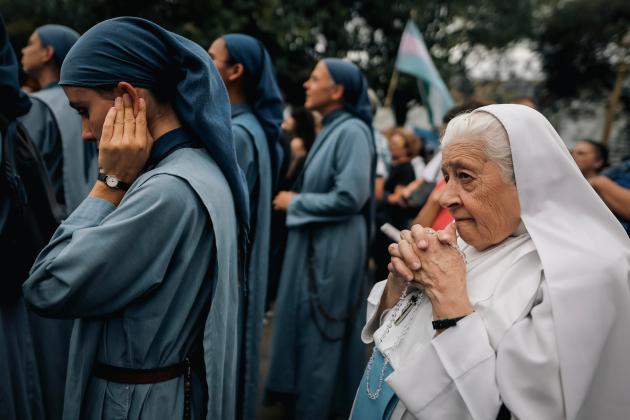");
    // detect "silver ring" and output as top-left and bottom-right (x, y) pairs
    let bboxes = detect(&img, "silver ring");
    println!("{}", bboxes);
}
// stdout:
(424, 228), (437, 236)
